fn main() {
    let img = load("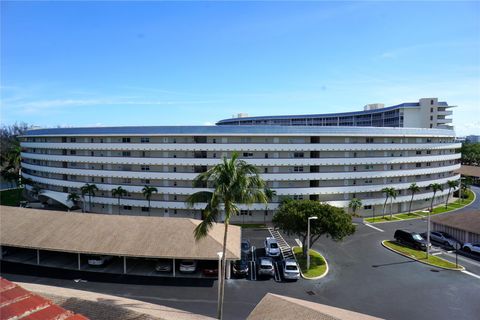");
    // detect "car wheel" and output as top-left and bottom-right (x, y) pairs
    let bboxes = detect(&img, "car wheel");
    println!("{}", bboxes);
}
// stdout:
(464, 247), (471, 253)
(444, 241), (449, 246)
